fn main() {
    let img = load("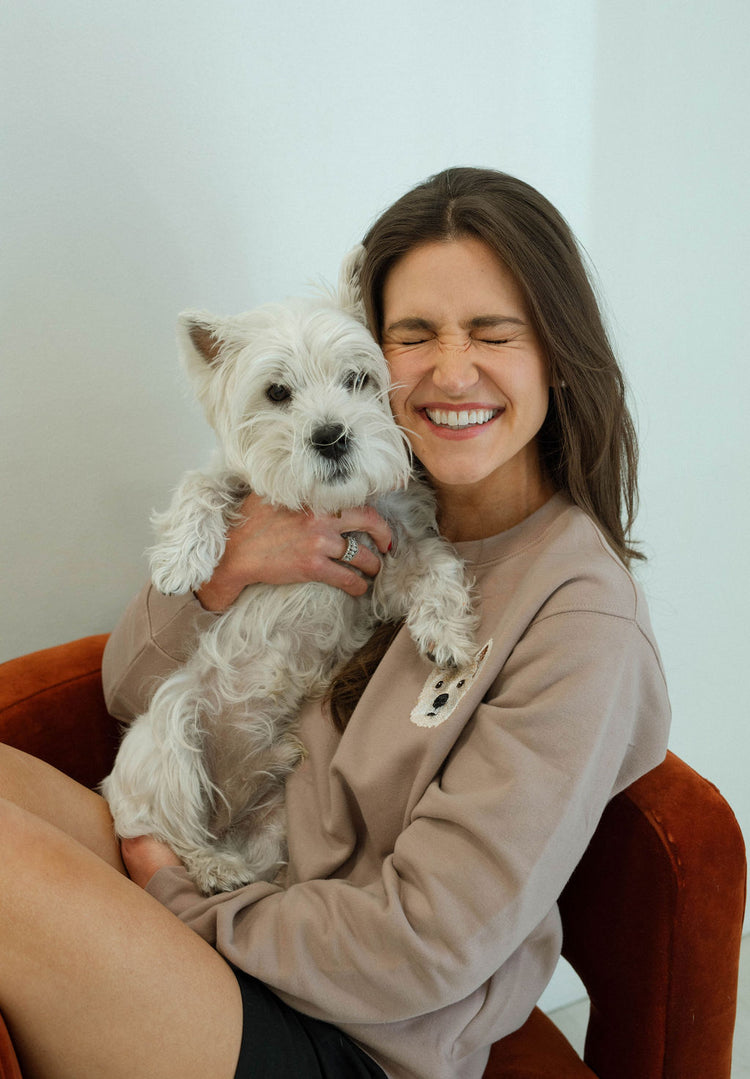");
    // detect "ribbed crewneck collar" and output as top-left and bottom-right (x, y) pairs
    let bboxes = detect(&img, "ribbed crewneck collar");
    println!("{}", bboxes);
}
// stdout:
(452, 491), (573, 567)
